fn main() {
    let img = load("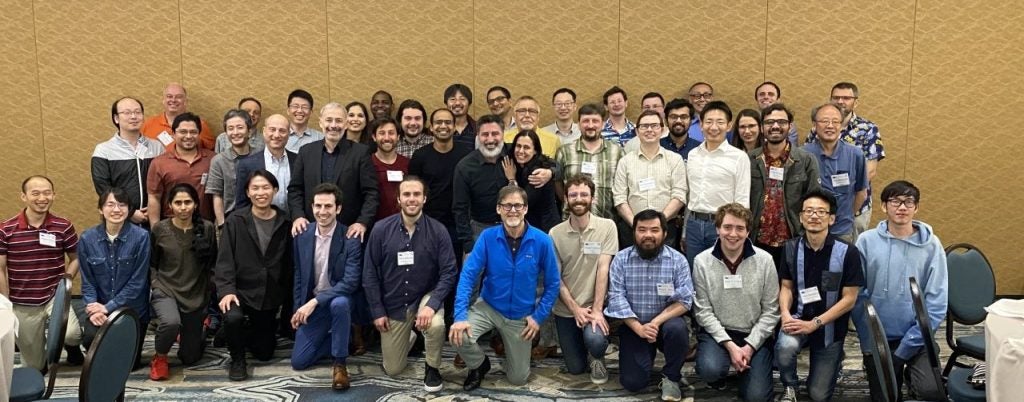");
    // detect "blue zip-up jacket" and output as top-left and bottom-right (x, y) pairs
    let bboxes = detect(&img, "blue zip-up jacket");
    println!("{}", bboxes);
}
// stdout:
(78, 222), (151, 322)
(853, 220), (947, 360)
(454, 224), (560, 324)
